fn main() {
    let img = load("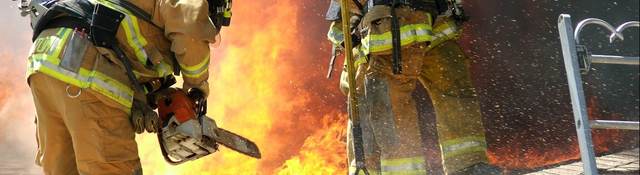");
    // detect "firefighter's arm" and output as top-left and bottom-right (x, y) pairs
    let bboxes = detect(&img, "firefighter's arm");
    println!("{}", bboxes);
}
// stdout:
(160, 0), (217, 96)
